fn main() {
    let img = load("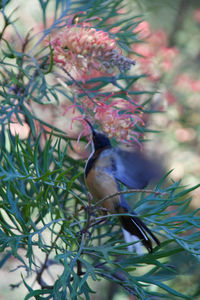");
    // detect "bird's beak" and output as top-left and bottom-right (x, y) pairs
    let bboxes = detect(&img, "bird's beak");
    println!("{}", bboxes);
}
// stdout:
(84, 119), (96, 135)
